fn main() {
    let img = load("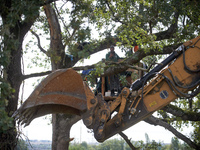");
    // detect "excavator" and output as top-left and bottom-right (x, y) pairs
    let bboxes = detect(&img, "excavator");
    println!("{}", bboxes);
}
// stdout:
(13, 36), (200, 142)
